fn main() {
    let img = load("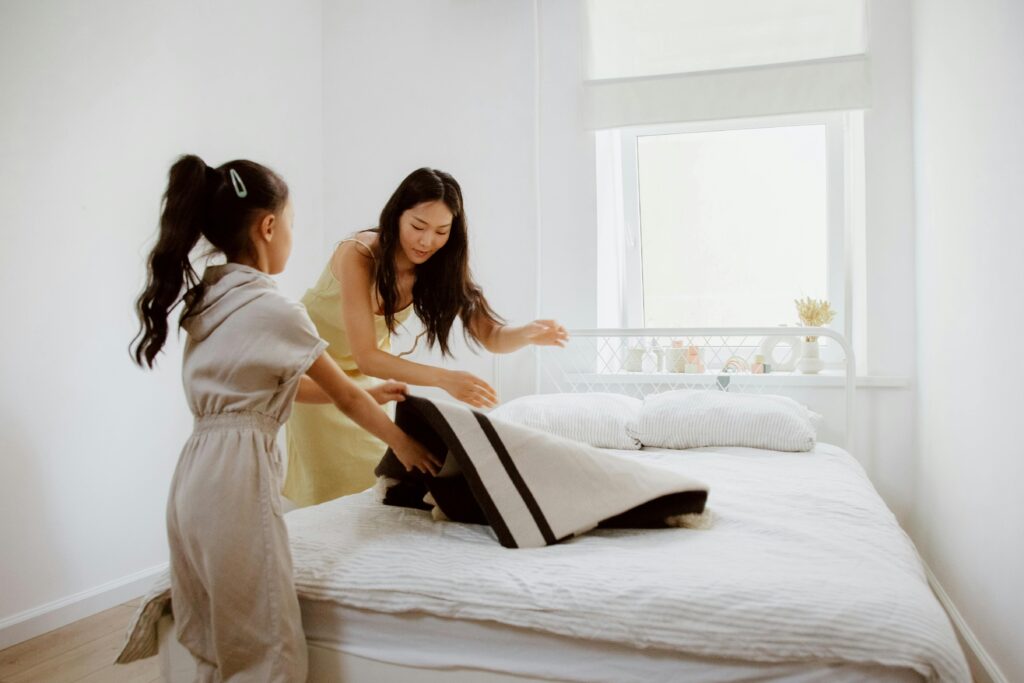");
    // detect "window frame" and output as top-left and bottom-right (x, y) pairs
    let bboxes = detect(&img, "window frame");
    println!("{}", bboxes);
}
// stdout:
(615, 112), (853, 344)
